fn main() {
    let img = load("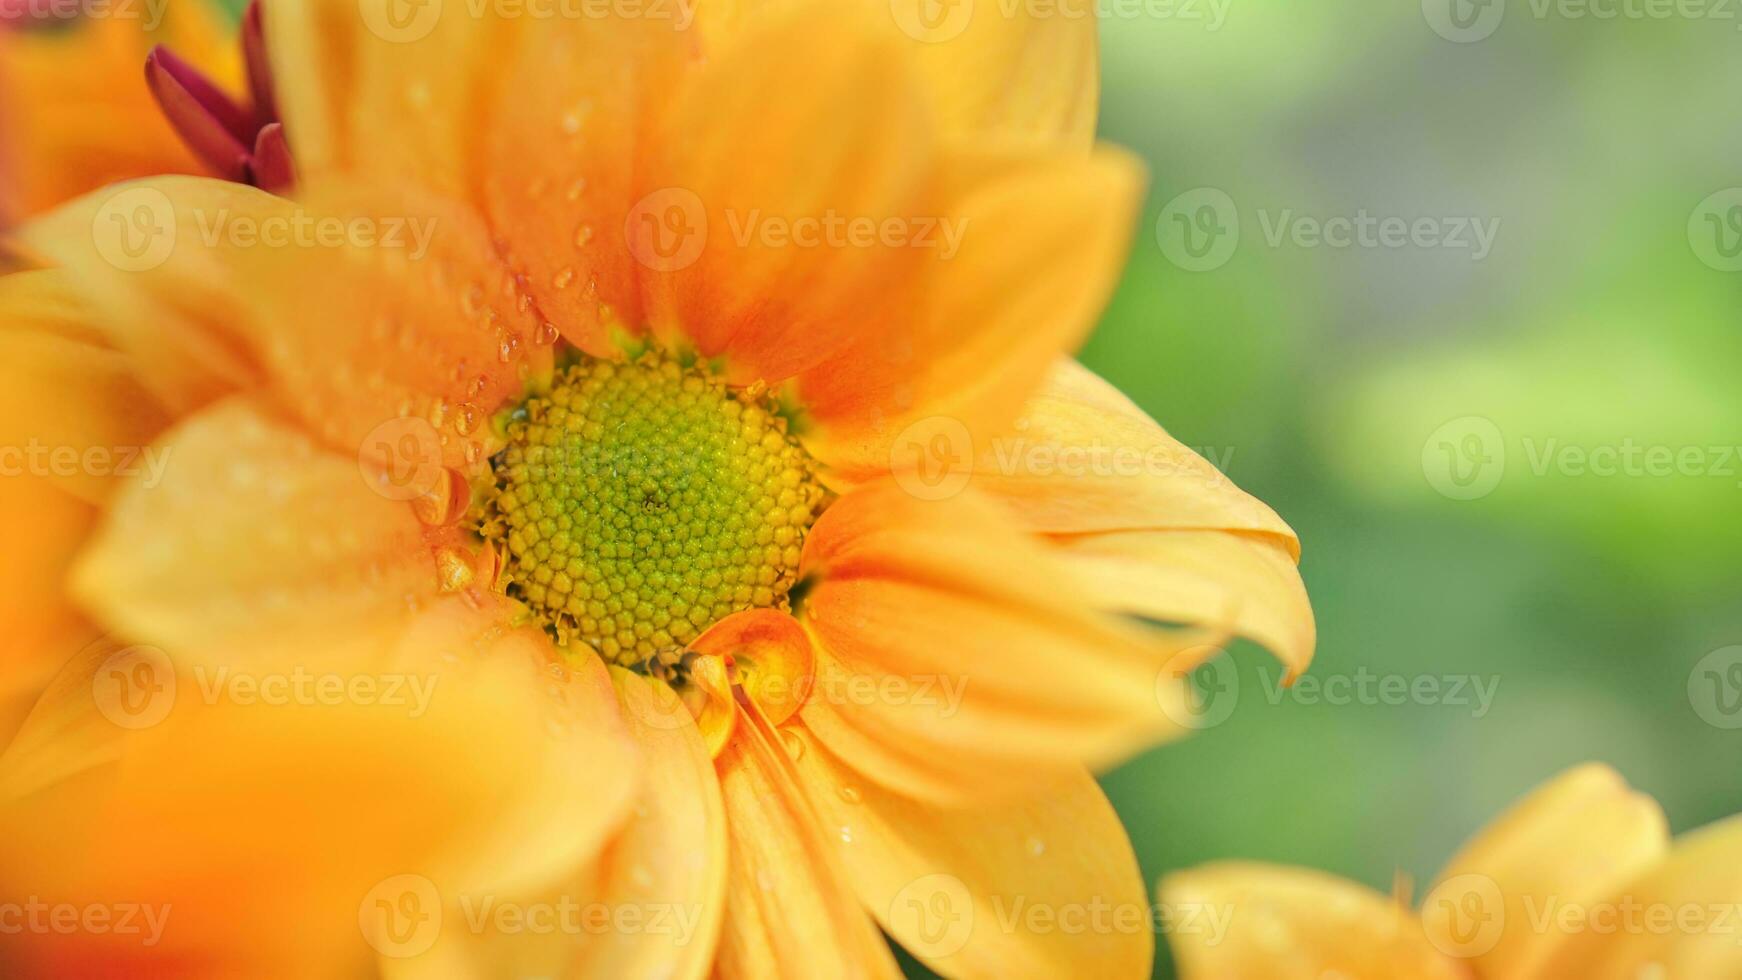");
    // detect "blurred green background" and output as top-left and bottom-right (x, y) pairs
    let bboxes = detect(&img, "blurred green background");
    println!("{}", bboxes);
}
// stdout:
(1082, 2), (1742, 975)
